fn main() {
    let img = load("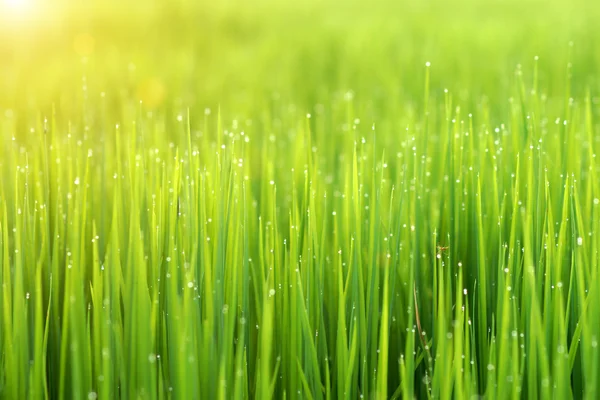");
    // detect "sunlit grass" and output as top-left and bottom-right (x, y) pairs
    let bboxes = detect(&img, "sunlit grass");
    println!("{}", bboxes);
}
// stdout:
(2, 0), (600, 398)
